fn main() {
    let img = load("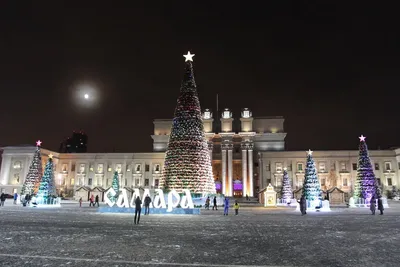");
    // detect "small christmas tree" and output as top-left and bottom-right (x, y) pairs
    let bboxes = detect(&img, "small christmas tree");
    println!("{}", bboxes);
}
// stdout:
(110, 171), (120, 202)
(353, 135), (380, 200)
(21, 140), (43, 195)
(38, 154), (56, 199)
(160, 52), (215, 194)
(281, 168), (292, 203)
(302, 149), (321, 201)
